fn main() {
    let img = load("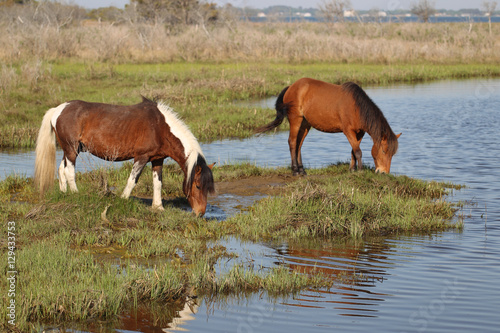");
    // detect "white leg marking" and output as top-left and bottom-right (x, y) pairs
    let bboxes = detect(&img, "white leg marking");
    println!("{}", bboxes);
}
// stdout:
(58, 160), (67, 192)
(152, 169), (164, 210)
(64, 158), (78, 192)
(121, 161), (145, 199)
